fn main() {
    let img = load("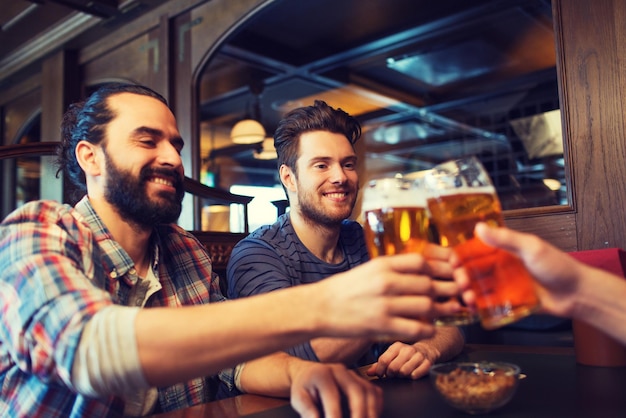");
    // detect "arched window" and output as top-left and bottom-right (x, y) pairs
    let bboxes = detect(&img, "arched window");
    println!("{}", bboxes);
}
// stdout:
(196, 0), (566, 229)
